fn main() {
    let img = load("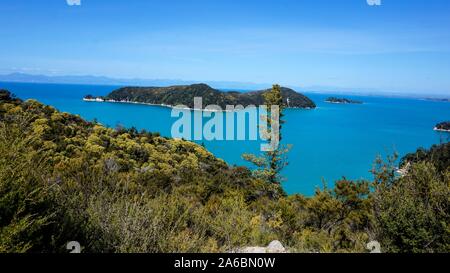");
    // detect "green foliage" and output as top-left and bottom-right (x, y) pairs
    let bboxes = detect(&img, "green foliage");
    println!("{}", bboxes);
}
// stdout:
(1, 92), (448, 253)
(0, 90), (13, 102)
(287, 179), (372, 252)
(0, 115), (70, 252)
(0, 93), (279, 252)
(244, 84), (291, 186)
(97, 83), (316, 109)
(400, 143), (450, 173)
(373, 161), (449, 253)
